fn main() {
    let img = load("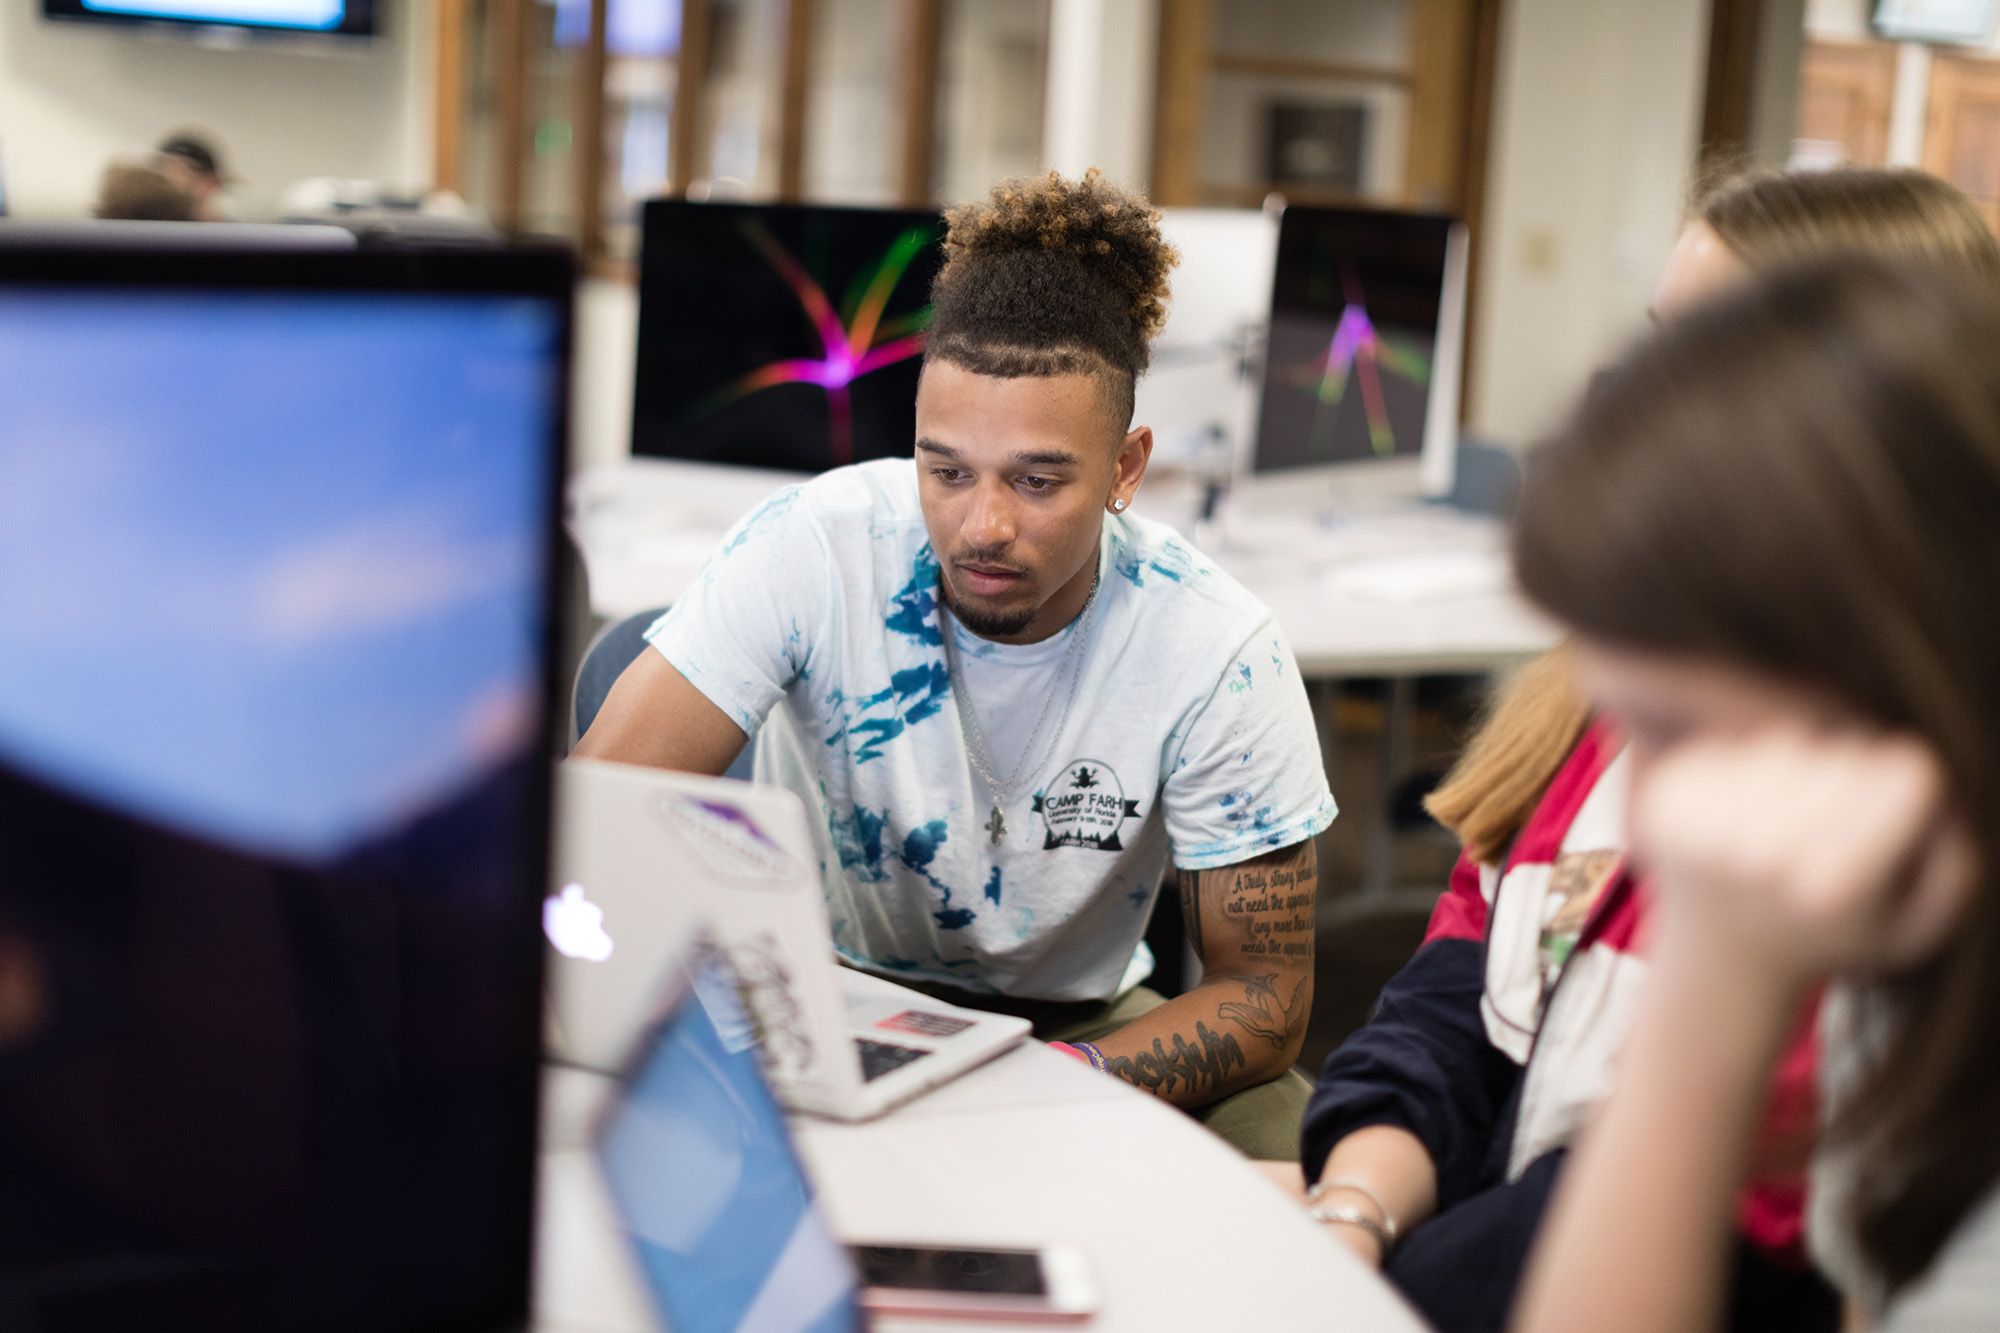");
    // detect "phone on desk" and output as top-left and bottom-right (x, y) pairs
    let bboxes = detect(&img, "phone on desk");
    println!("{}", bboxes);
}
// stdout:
(852, 1243), (1096, 1322)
